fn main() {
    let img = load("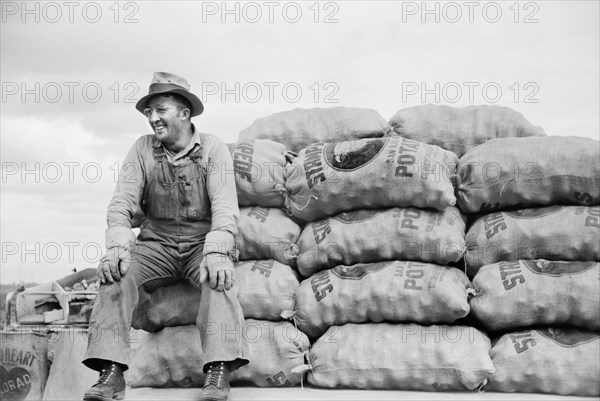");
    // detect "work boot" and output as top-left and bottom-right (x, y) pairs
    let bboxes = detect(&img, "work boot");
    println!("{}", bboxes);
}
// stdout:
(83, 363), (126, 401)
(198, 361), (231, 401)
